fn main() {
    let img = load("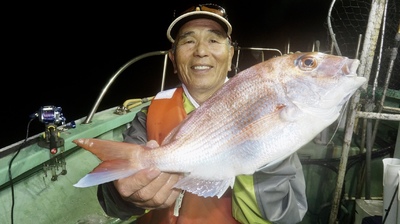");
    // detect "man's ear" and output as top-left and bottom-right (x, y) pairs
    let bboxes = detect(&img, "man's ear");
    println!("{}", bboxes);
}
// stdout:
(168, 50), (178, 74)
(228, 45), (234, 71)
